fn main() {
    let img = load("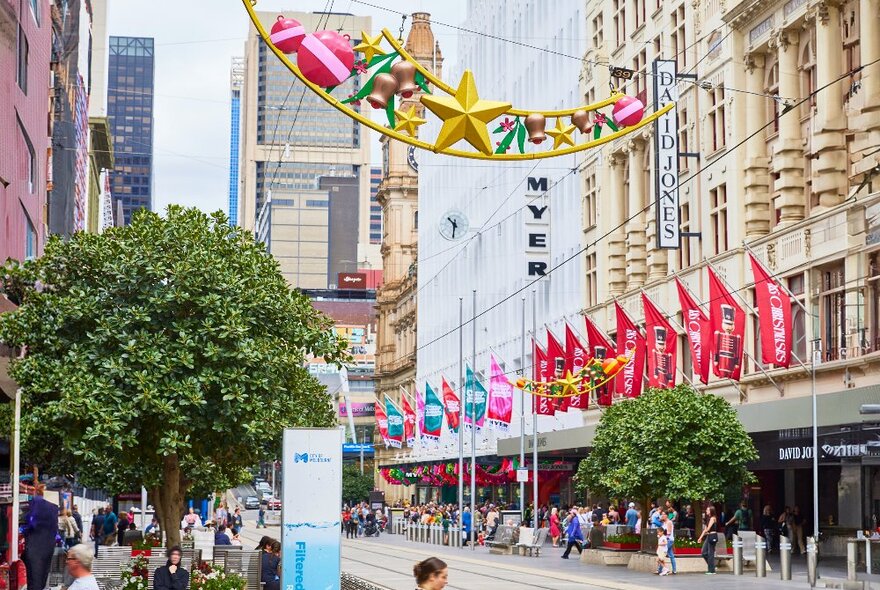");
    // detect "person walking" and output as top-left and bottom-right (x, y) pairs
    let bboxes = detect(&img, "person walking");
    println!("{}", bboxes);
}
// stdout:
(761, 505), (776, 553)
(549, 507), (561, 547)
(71, 505), (83, 544)
(791, 506), (806, 554)
(725, 501), (751, 539)
(656, 527), (670, 576)
(102, 506), (117, 546)
(697, 506), (718, 575)
(660, 511), (677, 574)
(154, 546), (189, 590)
(65, 543), (99, 590)
(625, 503), (639, 531)
(215, 503), (228, 528)
(59, 509), (80, 550)
(90, 508), (105, 557)
(461, 507), (472, 546)
(231, 507), (243, 531)
(116, 511), (130, 547)
(257, 504), (266, 528)
(560, 510), (584, 559)
(413, 557), (448, 590)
